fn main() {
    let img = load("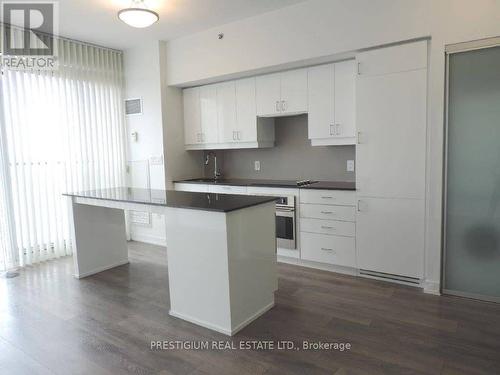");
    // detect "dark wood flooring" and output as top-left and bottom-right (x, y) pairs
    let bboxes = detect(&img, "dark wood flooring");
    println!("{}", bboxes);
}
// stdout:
(1, 242), (500, 375)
